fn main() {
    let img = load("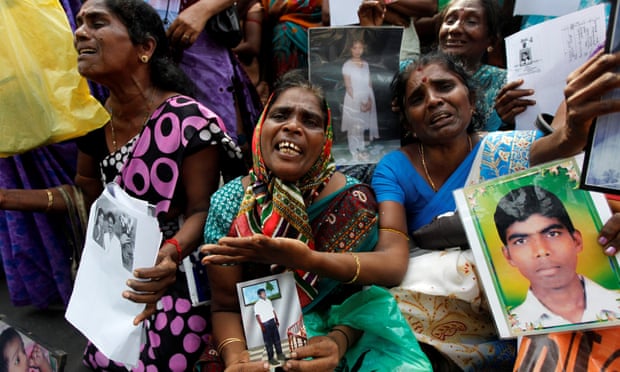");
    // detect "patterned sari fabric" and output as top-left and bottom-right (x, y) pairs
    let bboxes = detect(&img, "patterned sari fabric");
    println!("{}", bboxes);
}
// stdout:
(179, 0), (263, 152)
(200, 175), (432, 371)
(80, 95), (241, 372)
(228, 94), (335, 307)
(382, 130), (540, 371)
(472, 64), (507, 132)
(198, 99), (431, 370)
(262, 0), (322, 80)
